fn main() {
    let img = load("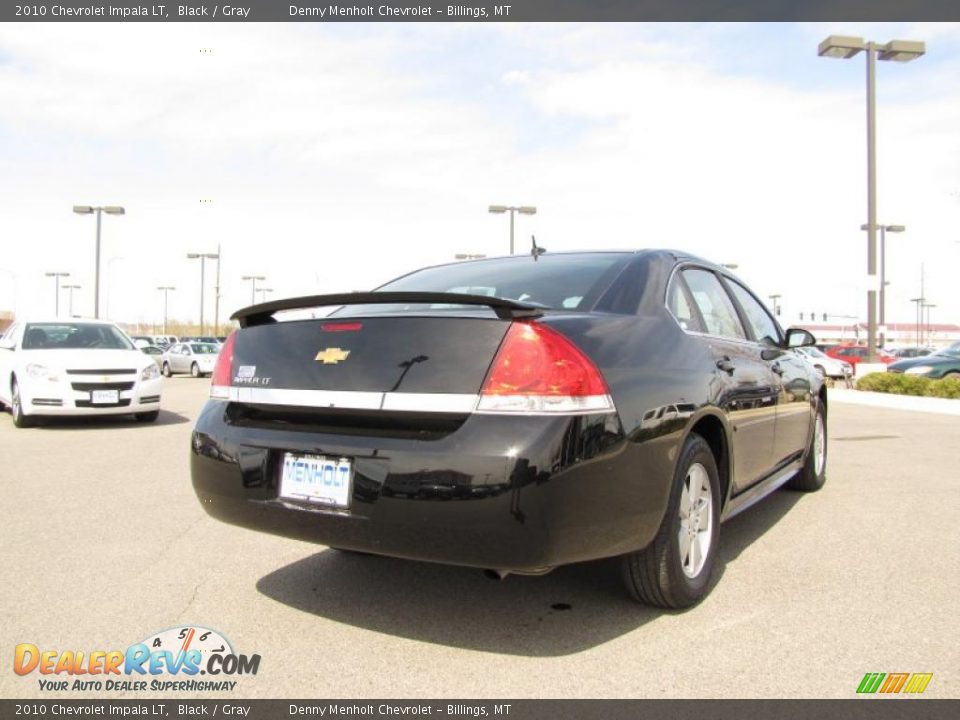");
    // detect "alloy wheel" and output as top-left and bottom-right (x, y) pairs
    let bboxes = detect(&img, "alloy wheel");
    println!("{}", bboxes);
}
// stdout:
(678, 462), (713, 579)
